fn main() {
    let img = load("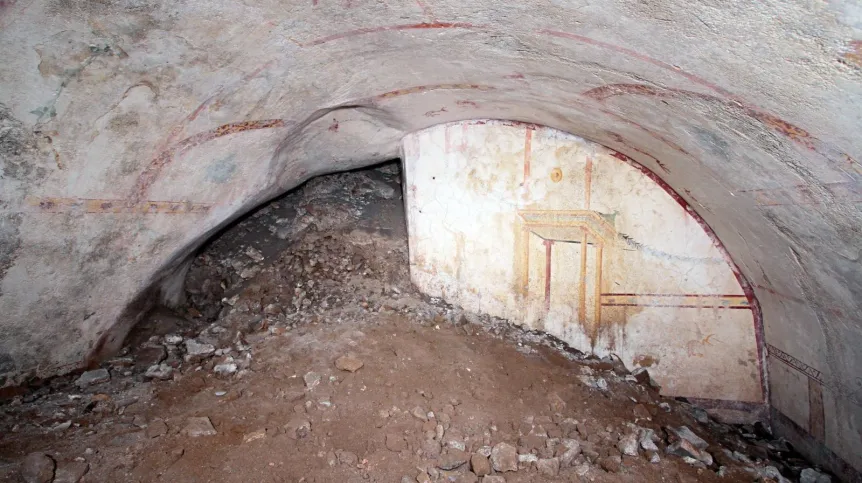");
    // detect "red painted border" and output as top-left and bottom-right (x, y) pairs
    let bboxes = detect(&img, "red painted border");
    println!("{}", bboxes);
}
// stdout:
(602, 293), (746, 297)
(302, 22), (482, 46)
(602, 304), (751, 309)
(607, 148), (767, 402)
